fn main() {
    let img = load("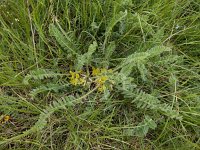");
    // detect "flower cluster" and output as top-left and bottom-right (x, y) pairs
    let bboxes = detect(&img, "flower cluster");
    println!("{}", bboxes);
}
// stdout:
(69, 71), (86, 86)
(92, 67), (112, 92)
(96, 76), (108, 92)
(92, 67), (112, 76)
(0, 115), (10, 124)
(68, 67), (113, 92)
